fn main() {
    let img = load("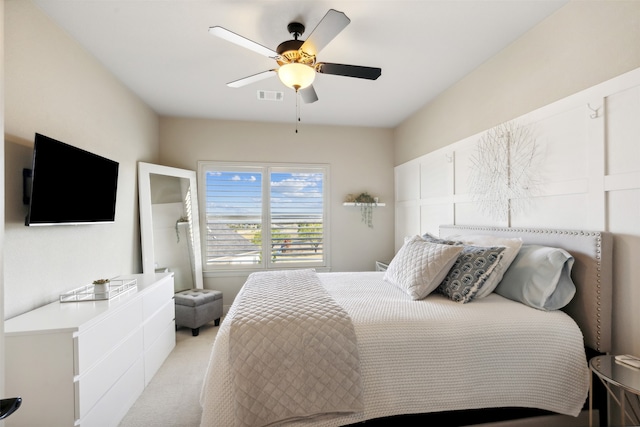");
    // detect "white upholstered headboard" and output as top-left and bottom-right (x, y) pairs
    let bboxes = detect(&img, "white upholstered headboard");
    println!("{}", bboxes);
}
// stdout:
(439, 225), (613, 353)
